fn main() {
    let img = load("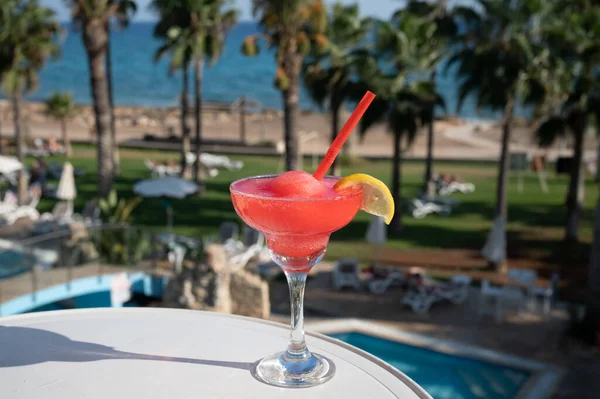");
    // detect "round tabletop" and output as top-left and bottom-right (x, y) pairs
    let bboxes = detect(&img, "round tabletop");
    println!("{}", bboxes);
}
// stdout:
(0, 309), (430, 399)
